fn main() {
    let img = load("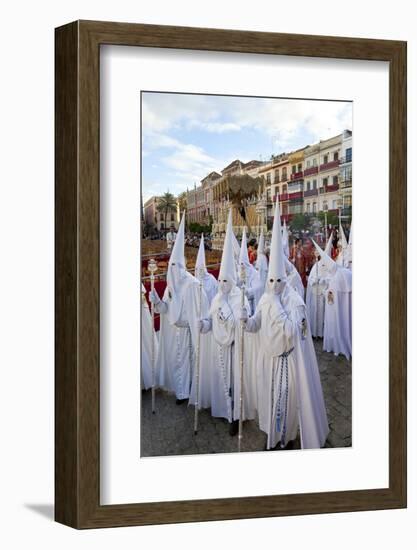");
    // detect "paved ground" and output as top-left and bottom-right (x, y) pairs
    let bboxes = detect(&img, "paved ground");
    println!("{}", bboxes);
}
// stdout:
(141, 339), (351, 456)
